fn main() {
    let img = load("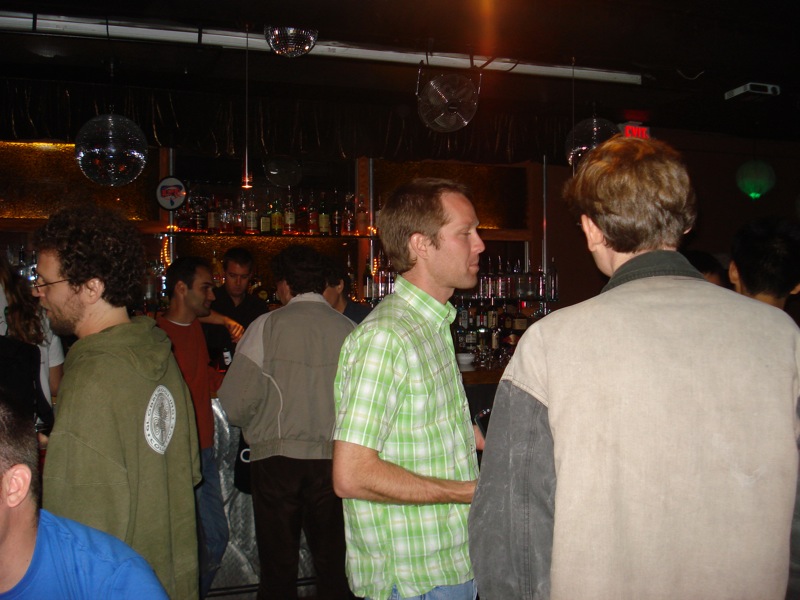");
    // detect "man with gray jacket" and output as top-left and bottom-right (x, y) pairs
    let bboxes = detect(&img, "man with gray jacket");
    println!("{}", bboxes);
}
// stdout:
(470, 136), (800, 600)
(219, 245), (355, 600)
